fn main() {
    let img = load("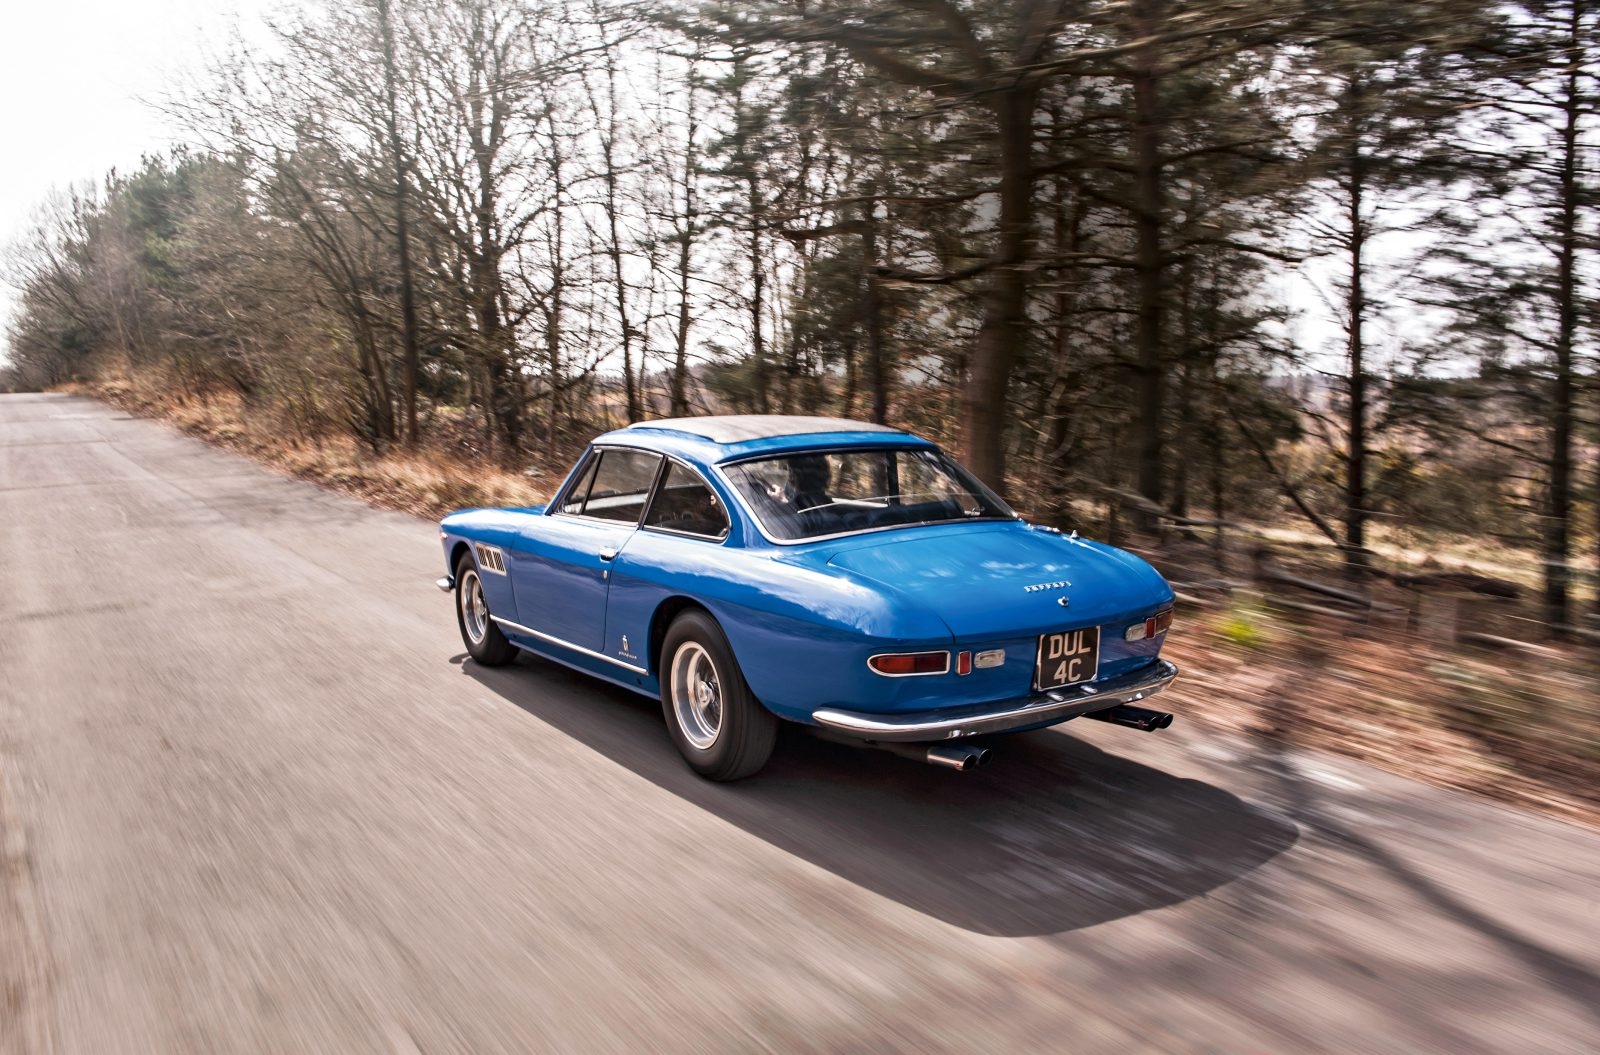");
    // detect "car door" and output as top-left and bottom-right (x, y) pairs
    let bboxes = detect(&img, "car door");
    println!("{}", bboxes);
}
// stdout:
(509, 446), (662, 654)
(603, 460), (735, 666)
